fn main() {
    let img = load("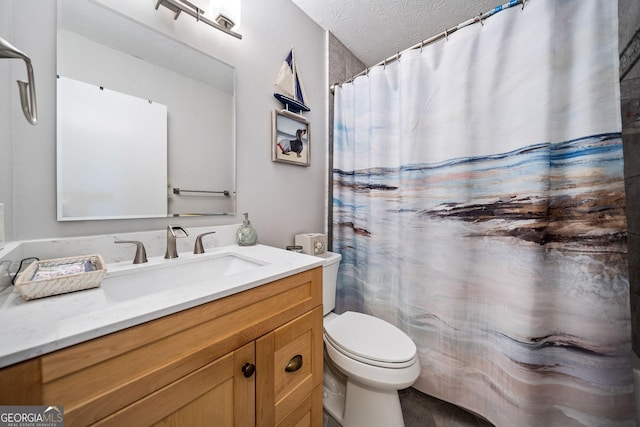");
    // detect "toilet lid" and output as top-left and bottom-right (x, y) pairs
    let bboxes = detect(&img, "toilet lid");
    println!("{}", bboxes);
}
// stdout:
(324, 311), (416, 365)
